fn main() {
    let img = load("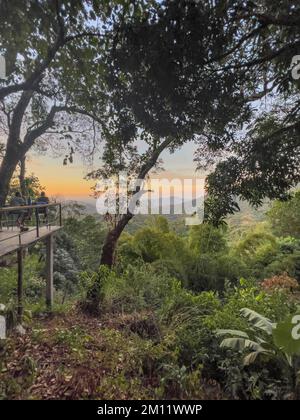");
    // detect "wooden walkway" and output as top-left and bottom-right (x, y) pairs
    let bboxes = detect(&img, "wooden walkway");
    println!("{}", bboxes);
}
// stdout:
(0, 226), (62, 258)
(0, 203), (63, 318)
